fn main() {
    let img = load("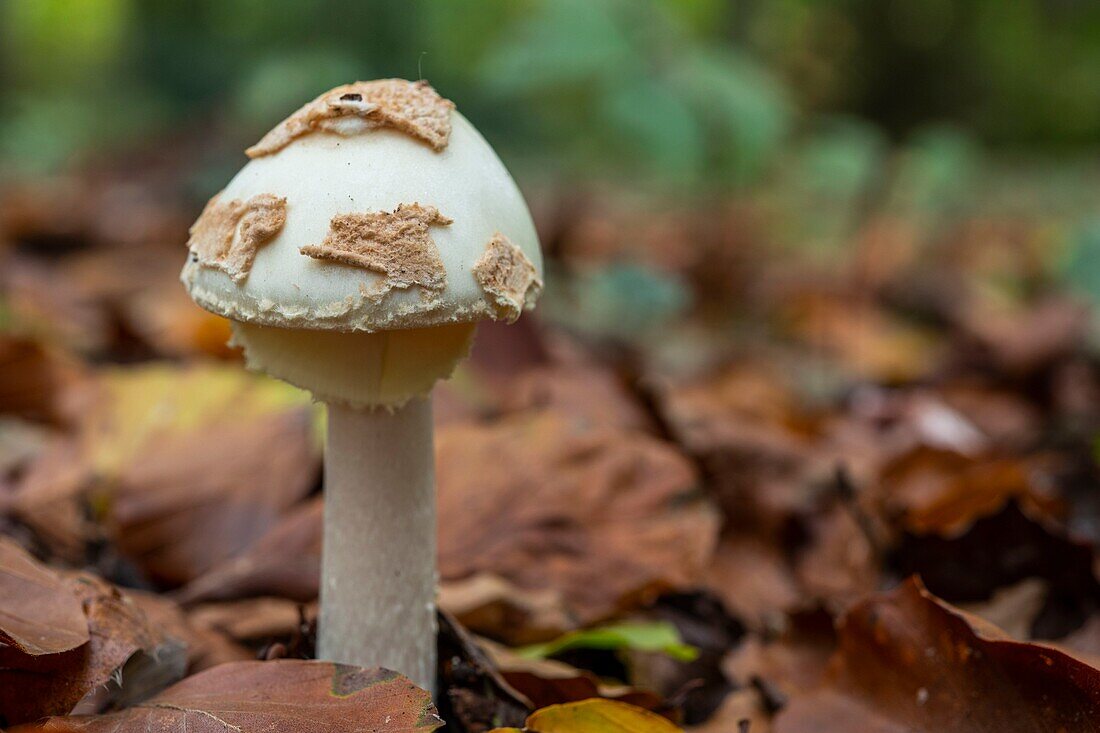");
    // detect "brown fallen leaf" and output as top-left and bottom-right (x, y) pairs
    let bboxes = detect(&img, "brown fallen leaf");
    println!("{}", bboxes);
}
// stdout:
(652, 363), (820, 534)
(12, 660), (444, 733)
(703, 536), (802, 630)
(959, 578), (1048, 641)
(111, 408), (317, 585)
(500, 364), (658, 434)
(125, 590), (252, 673)
(0, 536), (88, 655)
(175, 496), (322, 604)
(11, 364), (319, 582)
(438, 409), (719, 634)
(774, 577), (1100, 732)
(793, 503), (879, 609)
(479, 637), (663, 713)
(878, 446), (1063, 537)
(440, 573), (574, 645)
(0, 572), (173, 725)
(189, 597), (317, 642)
(782, 292), (943, 383)
(723, 607), (837, 703)
(0, 335), (83, 426)
(687, 688), (771, 733)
